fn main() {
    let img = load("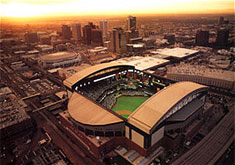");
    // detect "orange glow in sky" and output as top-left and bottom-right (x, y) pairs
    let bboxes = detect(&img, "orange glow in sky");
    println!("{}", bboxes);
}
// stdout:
(0, 0), (234, 18)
